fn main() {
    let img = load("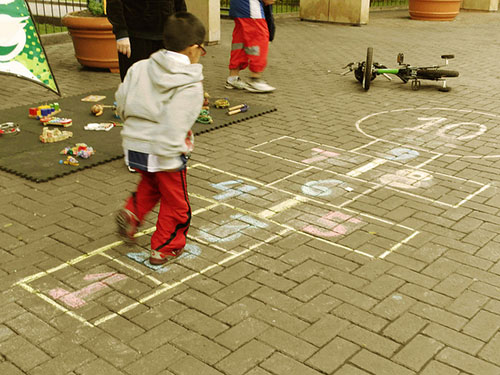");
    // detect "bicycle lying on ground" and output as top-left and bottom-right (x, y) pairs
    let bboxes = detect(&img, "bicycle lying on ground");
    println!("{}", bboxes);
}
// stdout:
(342, 47), (459, 92)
